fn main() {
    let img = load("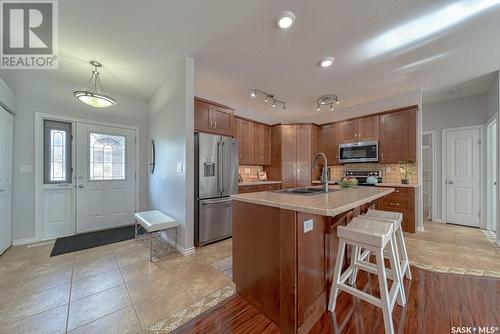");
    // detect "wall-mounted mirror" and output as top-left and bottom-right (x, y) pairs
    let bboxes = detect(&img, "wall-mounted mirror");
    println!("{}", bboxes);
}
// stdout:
(148, 139), (155, 174)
